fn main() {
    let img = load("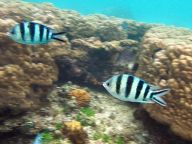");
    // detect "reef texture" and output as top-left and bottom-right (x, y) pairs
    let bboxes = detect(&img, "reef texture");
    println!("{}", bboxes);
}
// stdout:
(0, 30), (58, 114)
(137, 26), (192, 141)
(0, 0), (144, 116)
(67, 89), (91, 107)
